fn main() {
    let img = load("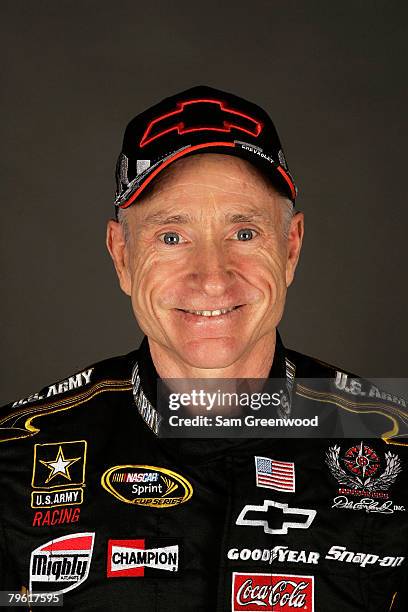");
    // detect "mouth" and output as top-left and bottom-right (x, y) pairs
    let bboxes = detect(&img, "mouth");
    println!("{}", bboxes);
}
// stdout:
(176, 305), (243, 318)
